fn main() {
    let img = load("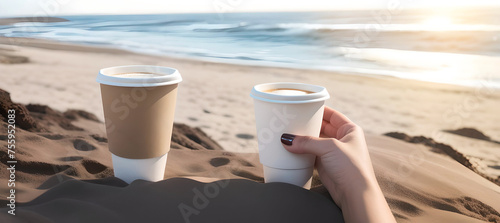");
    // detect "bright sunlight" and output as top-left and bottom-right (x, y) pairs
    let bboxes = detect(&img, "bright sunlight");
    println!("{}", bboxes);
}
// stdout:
(421, 15), (453, 31)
